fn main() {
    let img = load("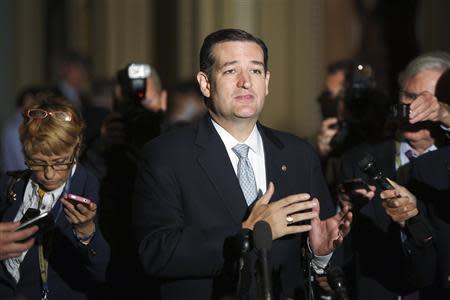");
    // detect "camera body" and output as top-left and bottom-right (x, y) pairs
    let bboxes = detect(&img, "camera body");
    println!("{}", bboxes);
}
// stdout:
(117, 63), (152, 104)
(390, 103), (410, 121)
